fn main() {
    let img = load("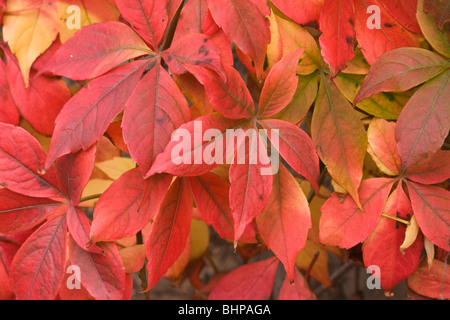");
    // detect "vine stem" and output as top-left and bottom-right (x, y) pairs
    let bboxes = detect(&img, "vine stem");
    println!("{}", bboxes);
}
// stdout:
(381, 213), (410, 226)
(304, 251), (320, 281)
(78, 193), (103, 203)
(136, 230), (150, 300)
(160, 0), (186, 52)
